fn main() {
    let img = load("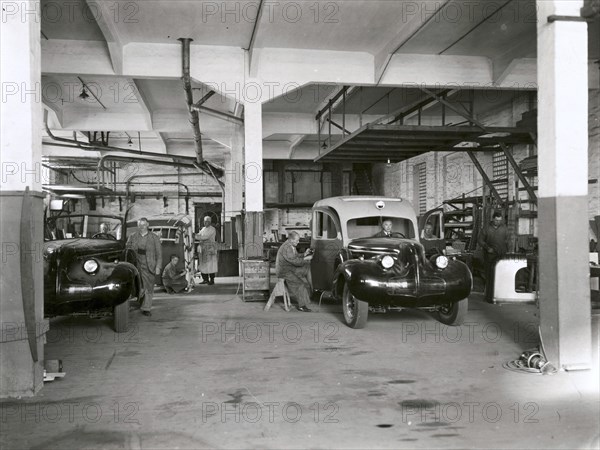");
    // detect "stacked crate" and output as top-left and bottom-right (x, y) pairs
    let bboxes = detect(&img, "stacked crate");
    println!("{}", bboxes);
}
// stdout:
(241, 259), (270, 302)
